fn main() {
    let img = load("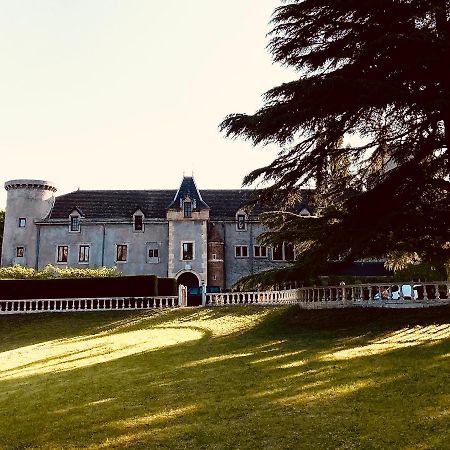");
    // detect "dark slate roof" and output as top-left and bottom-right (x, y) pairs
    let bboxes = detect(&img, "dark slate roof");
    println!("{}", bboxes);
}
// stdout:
(49, 190), (176, 220)
(167, 177), (209, 210)
(48, 187), (314, 220)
